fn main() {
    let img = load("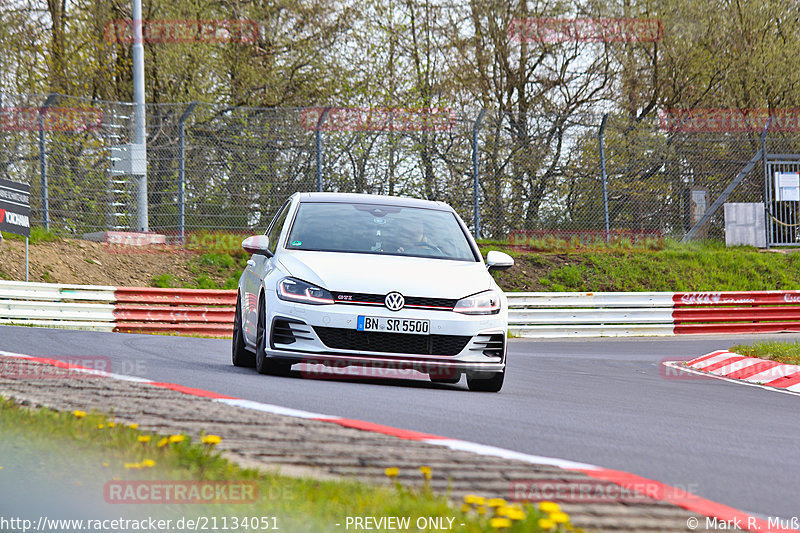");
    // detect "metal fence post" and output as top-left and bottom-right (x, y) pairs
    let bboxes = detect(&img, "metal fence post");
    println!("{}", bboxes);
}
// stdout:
(472, 109), (486, 239)
(38, 94), (58, 231)
(762, 117), (772, 249)
(598, 113), (610, 242)
(132, 0), (148, 231)
(178, 102), (198, 243)
(315, 108), (330, 192)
